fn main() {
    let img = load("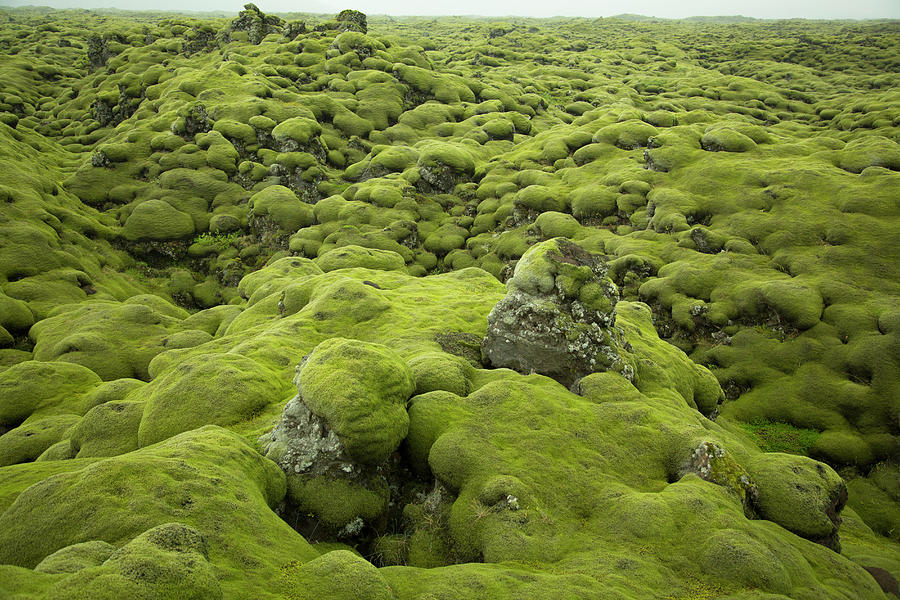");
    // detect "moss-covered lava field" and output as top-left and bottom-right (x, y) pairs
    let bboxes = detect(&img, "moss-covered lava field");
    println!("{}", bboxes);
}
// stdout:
(0, 4), (898, 598)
